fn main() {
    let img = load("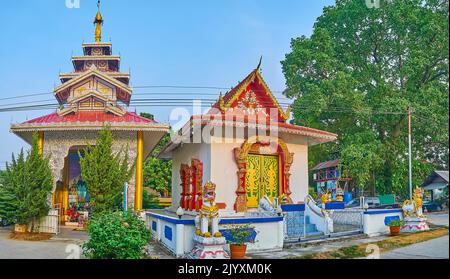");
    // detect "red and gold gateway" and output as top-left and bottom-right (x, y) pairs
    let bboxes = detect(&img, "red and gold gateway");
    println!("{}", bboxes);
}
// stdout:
(10, 3), (169, 218)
